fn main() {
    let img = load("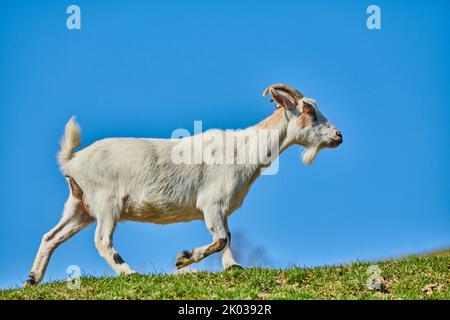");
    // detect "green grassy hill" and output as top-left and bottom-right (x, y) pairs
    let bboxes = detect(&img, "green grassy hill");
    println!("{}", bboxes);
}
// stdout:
(1, 255), (449, 300)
